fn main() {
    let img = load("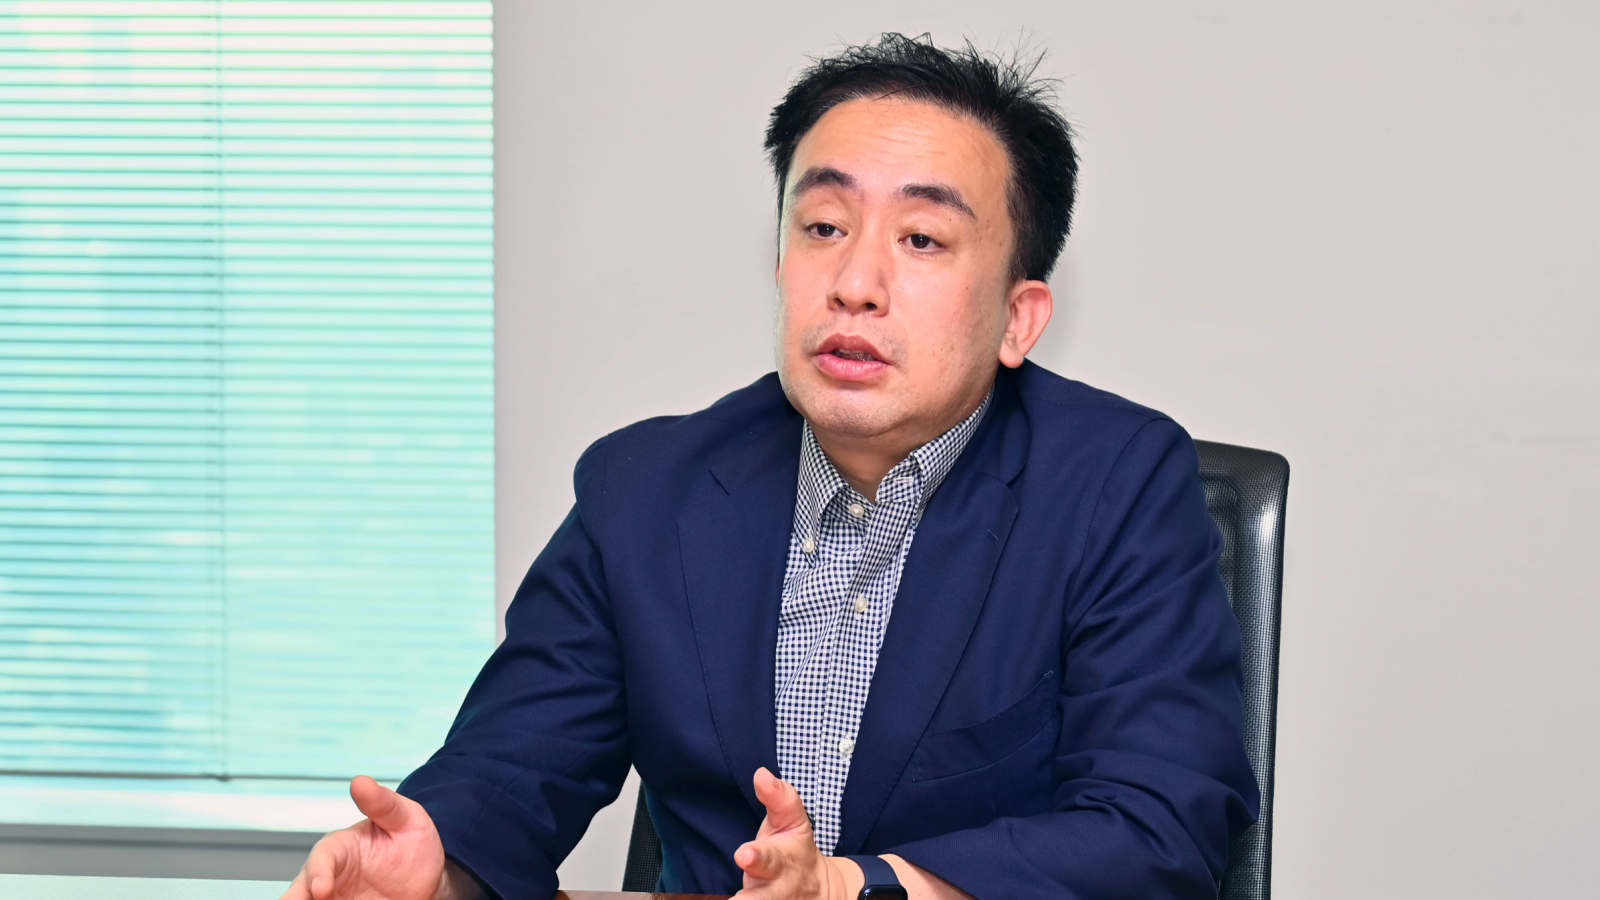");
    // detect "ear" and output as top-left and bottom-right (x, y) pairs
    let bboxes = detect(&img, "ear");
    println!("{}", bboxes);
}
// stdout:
(998, 279), (1053, 368)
